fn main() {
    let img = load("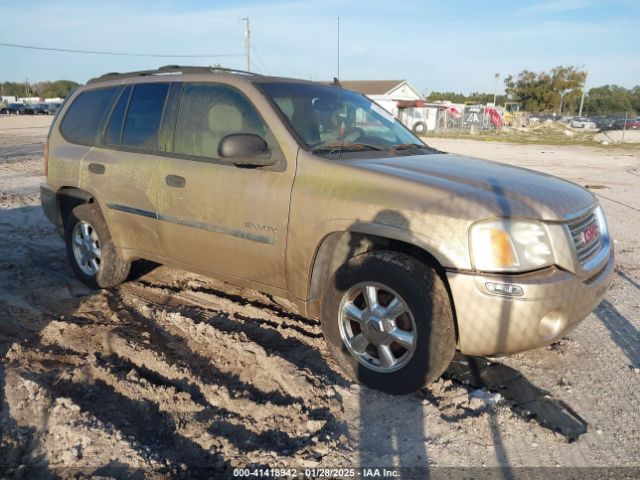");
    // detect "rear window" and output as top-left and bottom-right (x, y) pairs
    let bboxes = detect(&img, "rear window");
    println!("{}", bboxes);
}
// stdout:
(60, 87), (119, 145)
(121, 83), (169, 150)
